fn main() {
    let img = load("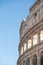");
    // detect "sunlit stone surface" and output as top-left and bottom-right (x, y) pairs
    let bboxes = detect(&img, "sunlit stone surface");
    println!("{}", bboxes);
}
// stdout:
(17, 0), (43, 65)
